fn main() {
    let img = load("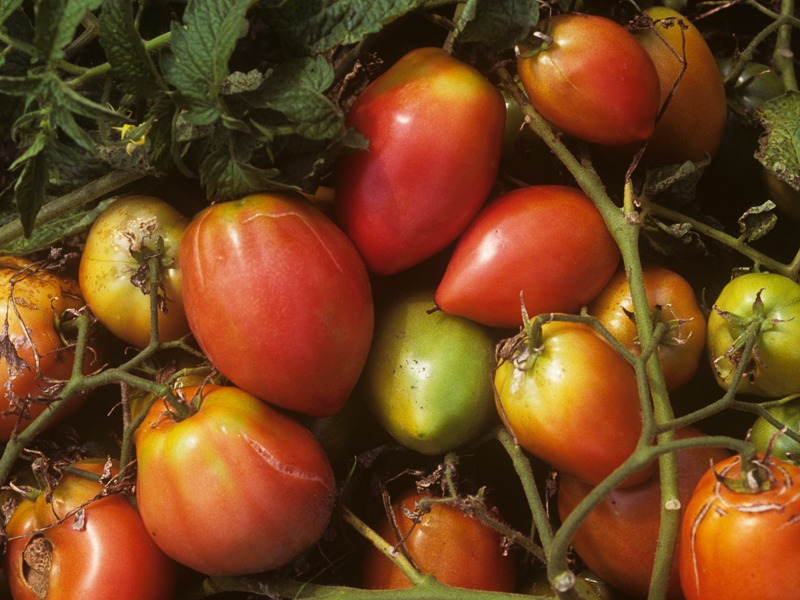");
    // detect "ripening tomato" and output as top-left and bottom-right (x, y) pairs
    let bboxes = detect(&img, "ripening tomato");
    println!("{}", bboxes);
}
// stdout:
(435, 185), (620, 328)
(678, 453), (800, 600)
(750, 396), (800, 462)
(79, 195), (190, 348)
(180, 192), (374, 417)
(637, 6), (728, 164)
(135, 385), (336, 576)
(335, 46), (505, 276)
(0, 257), (98, 441)
(707, 272), (800, 398)
(4, 458), (177, 600)
(494, 320), (651, 486)
(517, 13), (660, 146)
(361, 489), (517, 591)
(588, 265), (706, 392)
(558, 427), (731, 599)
